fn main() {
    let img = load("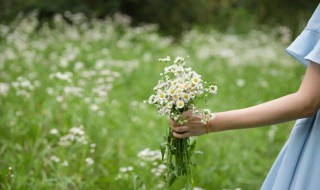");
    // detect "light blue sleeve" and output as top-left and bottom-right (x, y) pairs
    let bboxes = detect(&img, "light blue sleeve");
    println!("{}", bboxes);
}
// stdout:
(285, 4), (320, 66)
